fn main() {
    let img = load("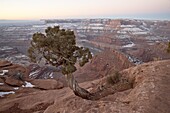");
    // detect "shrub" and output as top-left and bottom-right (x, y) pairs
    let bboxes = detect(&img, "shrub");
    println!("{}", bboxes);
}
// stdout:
(107, 71), (121, 85)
